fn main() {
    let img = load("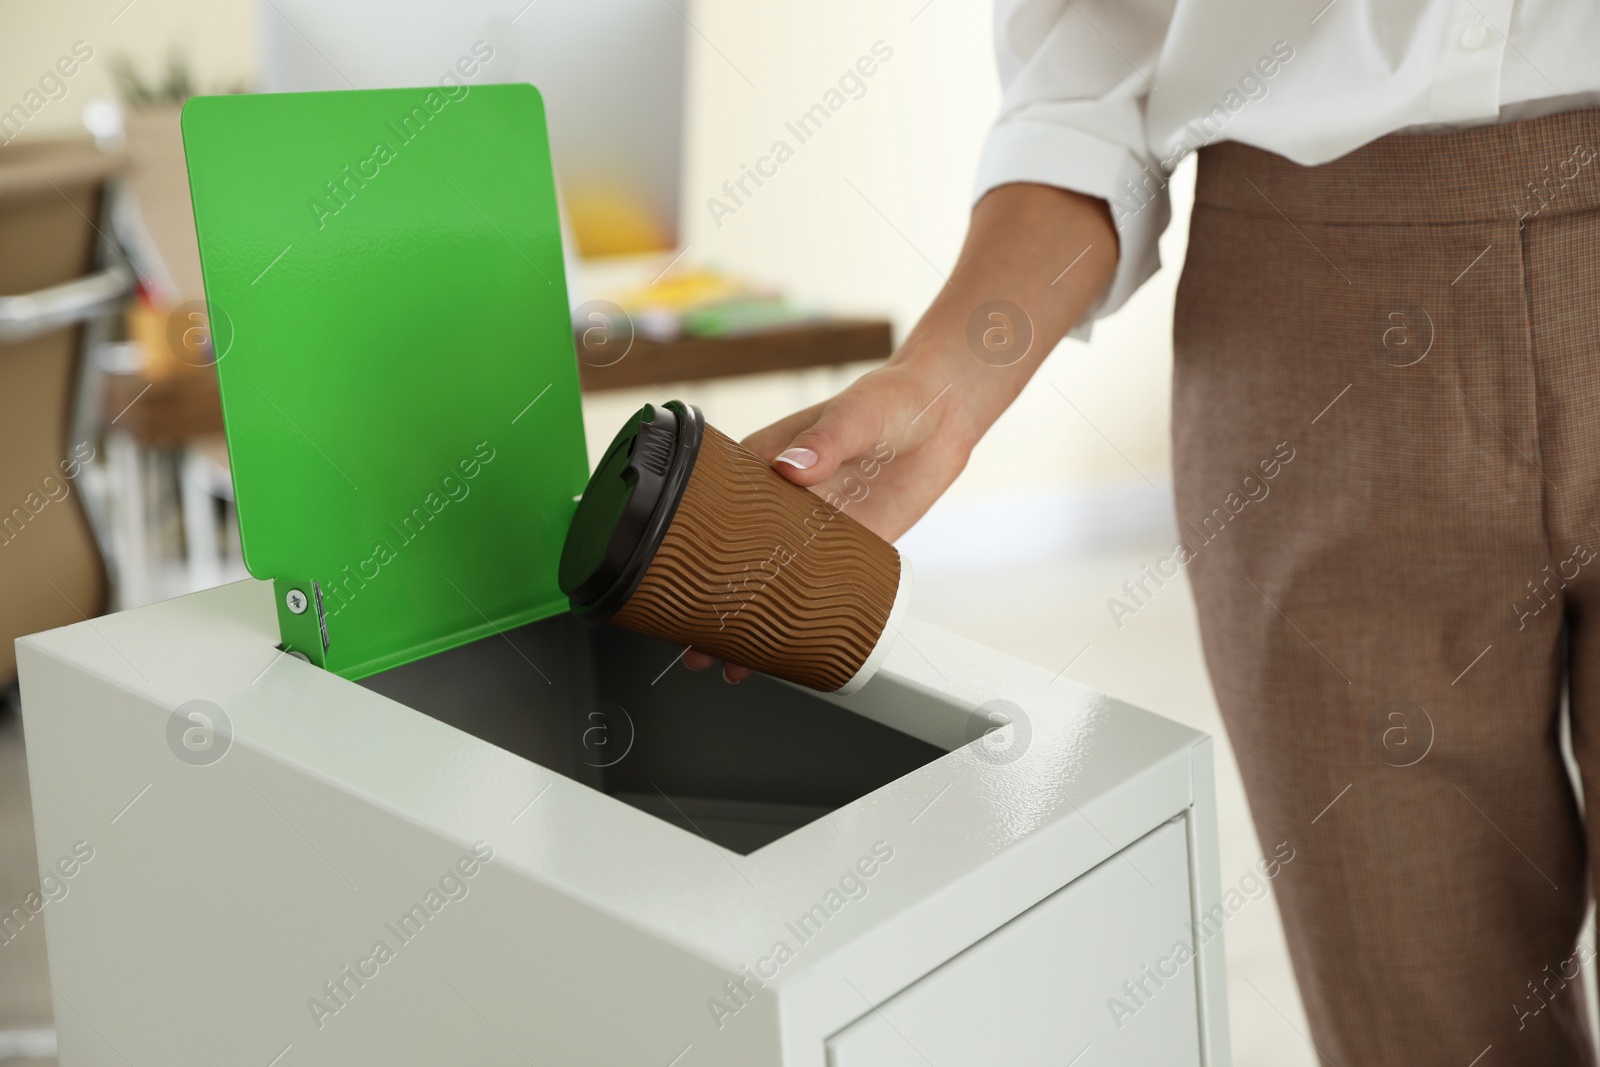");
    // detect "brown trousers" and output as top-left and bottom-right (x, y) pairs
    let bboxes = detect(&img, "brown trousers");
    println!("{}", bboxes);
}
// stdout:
(1177, 110), (1600, 1065)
